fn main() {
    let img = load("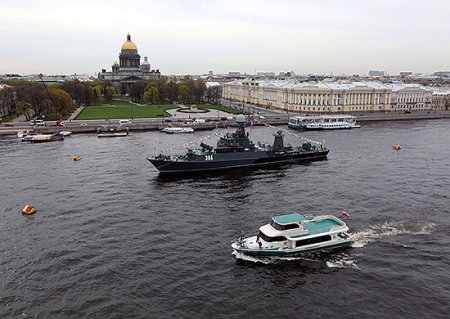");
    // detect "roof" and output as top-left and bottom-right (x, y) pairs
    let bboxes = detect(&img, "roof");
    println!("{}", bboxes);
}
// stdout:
(229, 79), (390, 91)
(304, 219), (341, 235)
(272, 213), (306, 224)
